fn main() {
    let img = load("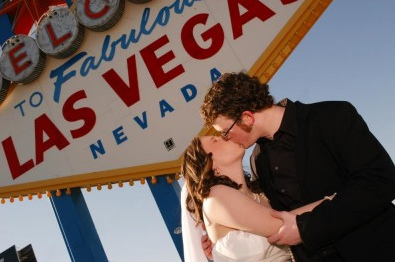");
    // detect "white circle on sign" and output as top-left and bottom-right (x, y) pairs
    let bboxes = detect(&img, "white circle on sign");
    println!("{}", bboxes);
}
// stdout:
(75, 0), (125, 32)
(173, 227), (182, 235)
(37, 6), (85, 58)
(0, 35), (46, 84)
